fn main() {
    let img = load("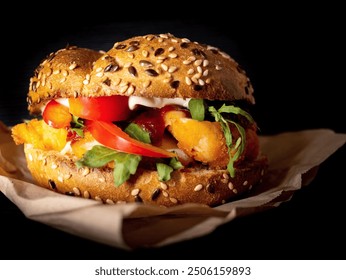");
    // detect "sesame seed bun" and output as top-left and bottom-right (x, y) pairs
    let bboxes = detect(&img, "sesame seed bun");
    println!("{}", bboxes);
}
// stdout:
(84, 33), (254, 103)
(24, 144), (268, 207)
